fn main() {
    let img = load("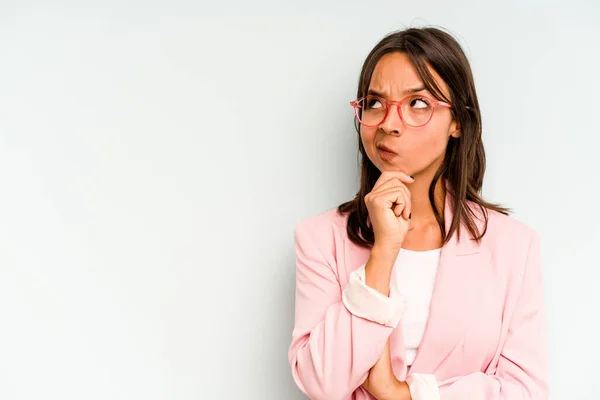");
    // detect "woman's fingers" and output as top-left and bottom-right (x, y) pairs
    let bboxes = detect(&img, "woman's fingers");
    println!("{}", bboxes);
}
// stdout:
(370, 185), (411, 220)
(392, 185), (411, 220)
(370, 177), (405, 194)
(372, 171), (414, 191)
(370, 177), (412, 220)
